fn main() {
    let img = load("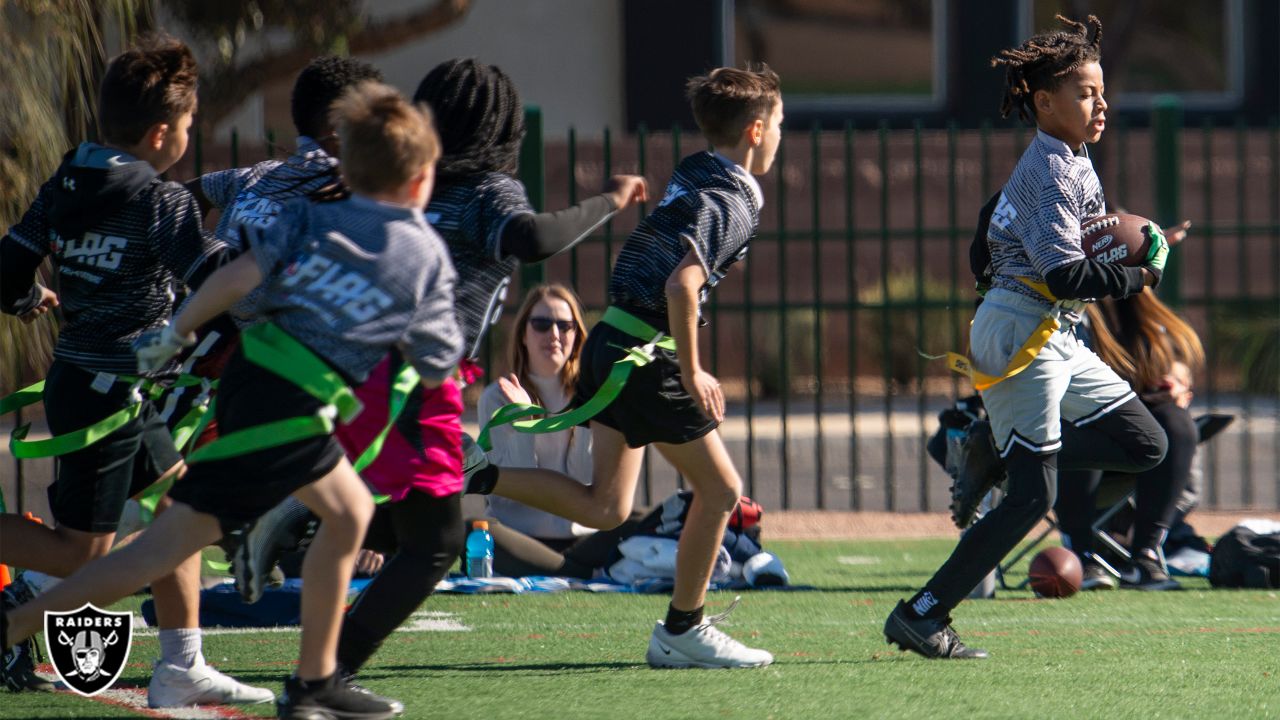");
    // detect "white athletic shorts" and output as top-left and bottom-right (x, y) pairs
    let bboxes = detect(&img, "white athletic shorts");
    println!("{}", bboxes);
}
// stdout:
(972, 288), (1136, 456)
